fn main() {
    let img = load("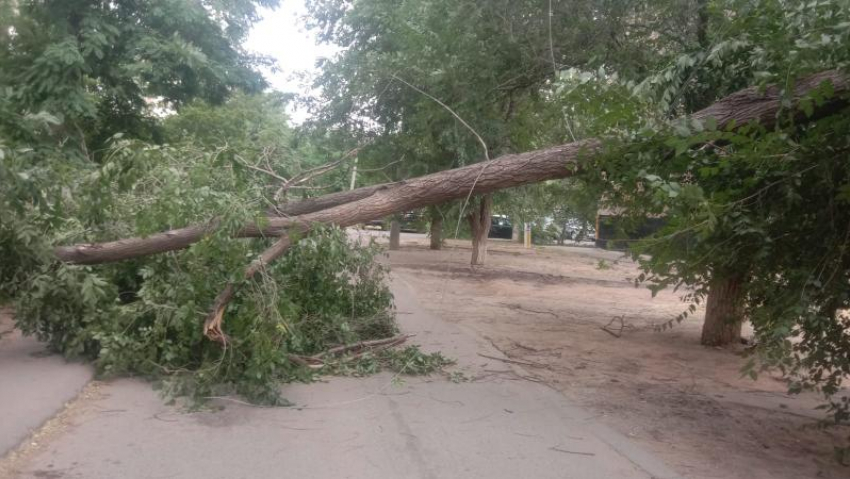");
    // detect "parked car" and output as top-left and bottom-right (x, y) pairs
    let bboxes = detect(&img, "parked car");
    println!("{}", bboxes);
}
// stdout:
(489, 215), (513, 239)
(399, 211), (427, 233)
(595, 208), (665, 249)
(364, 218), (385, 230)
(362, 211), (425, 232)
